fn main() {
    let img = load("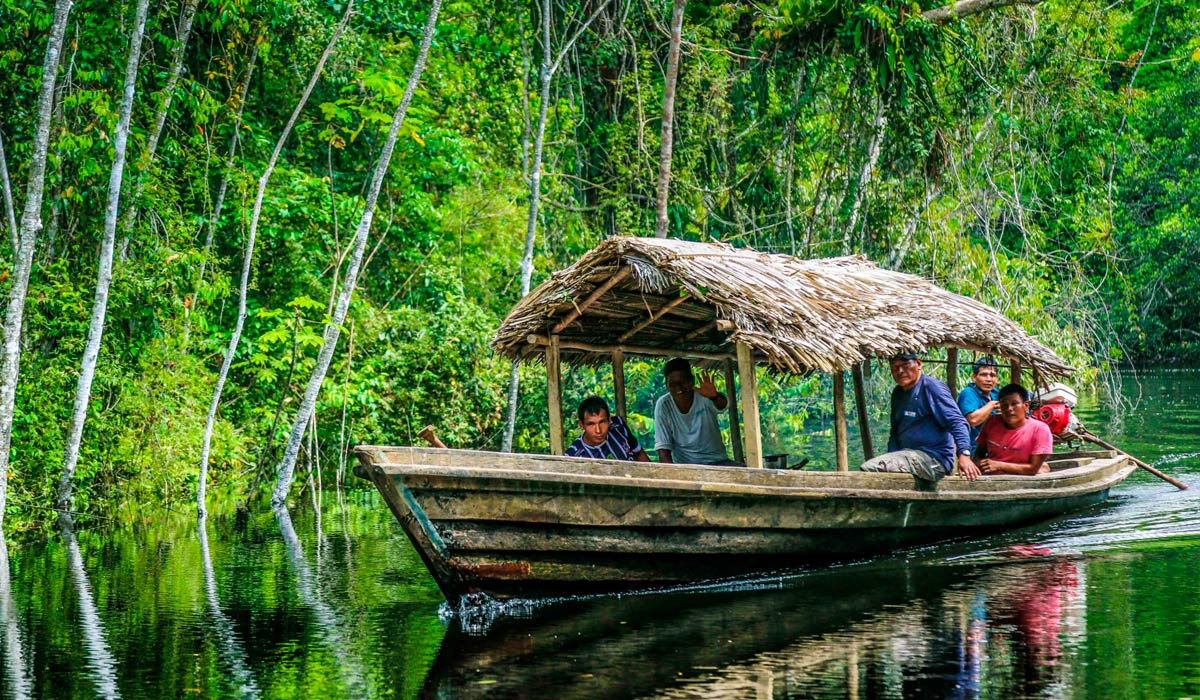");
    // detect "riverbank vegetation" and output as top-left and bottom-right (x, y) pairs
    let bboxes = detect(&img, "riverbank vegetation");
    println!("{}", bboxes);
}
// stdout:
(0, 0), (1196, 527)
